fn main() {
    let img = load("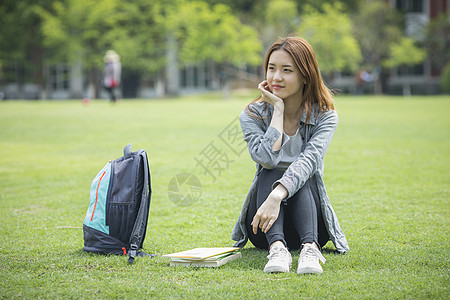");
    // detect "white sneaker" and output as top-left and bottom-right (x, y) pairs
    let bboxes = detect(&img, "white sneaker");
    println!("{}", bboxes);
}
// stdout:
(297, 243), (326, 274)
(264, 242), (292, 273)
